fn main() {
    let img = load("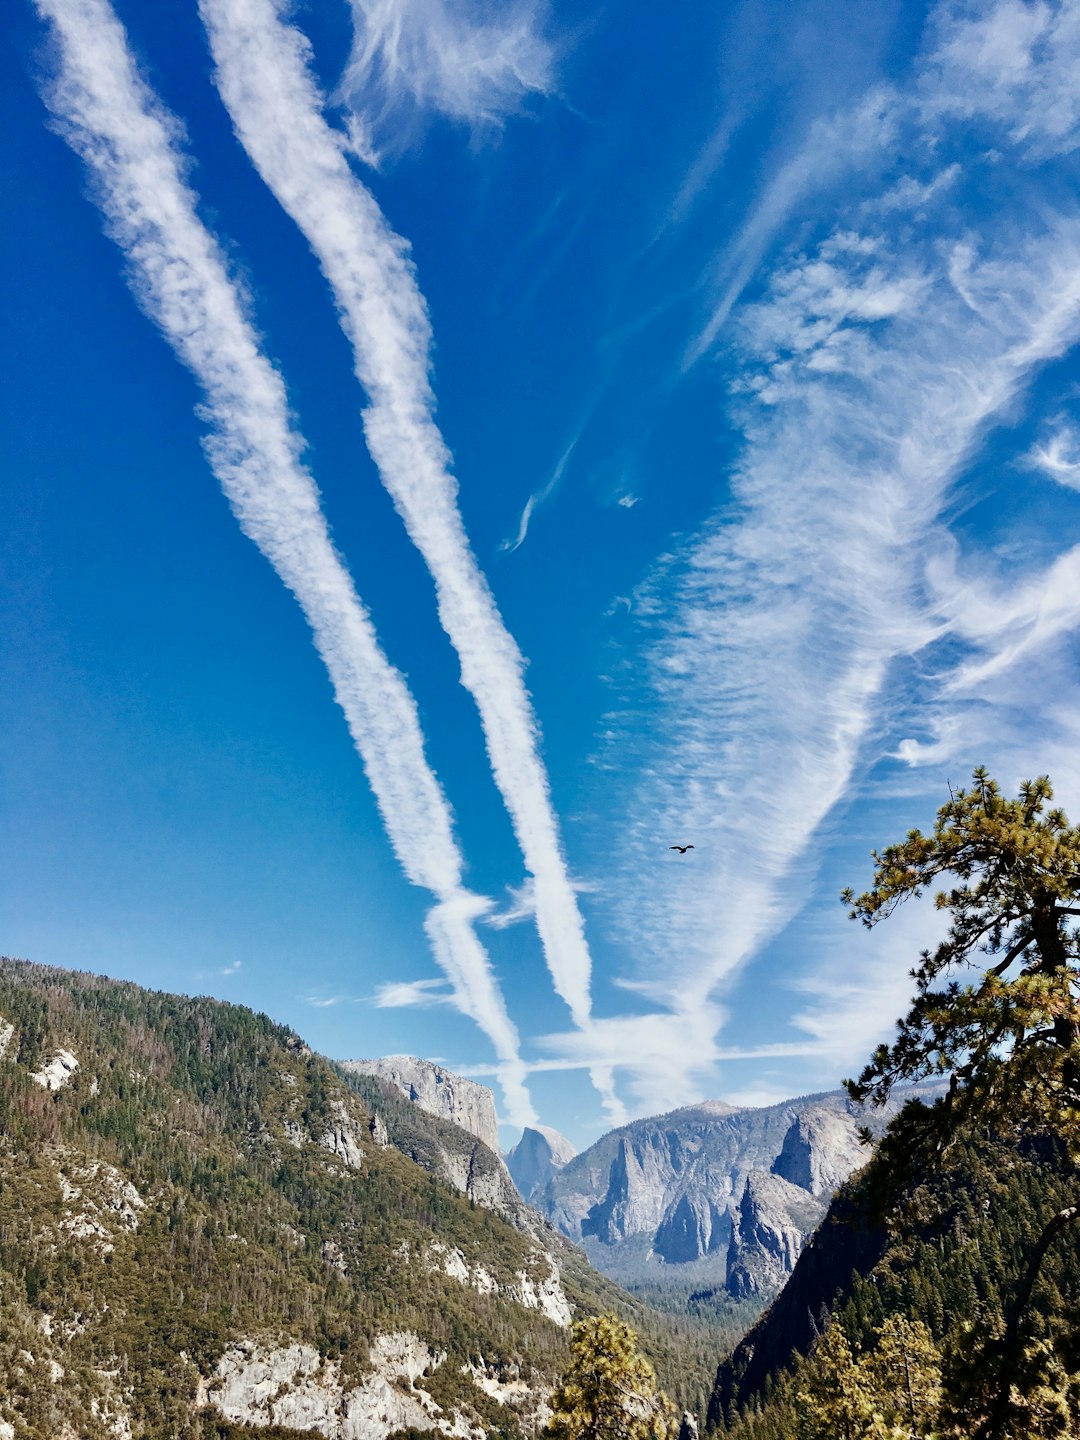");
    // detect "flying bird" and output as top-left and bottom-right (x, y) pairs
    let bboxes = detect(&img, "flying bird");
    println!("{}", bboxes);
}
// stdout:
(670, 844), (694, 853)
